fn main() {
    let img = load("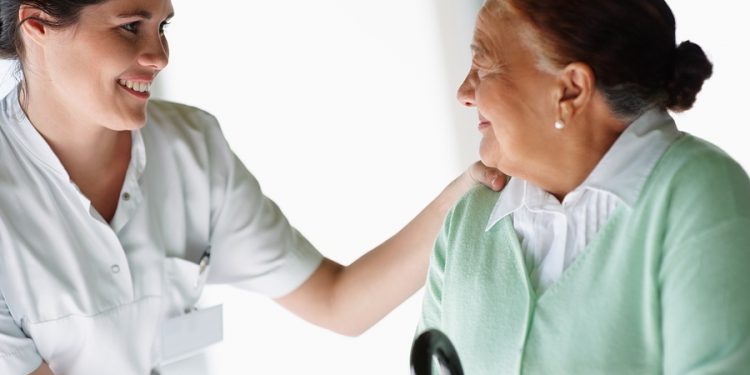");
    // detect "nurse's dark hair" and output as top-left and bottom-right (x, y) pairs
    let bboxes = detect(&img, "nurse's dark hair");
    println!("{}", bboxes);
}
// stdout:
(494, 0), (713, 118)
(0, 0), (104, 60)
